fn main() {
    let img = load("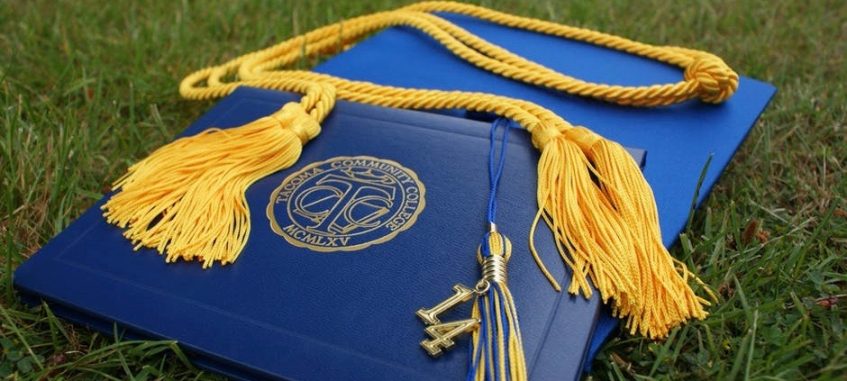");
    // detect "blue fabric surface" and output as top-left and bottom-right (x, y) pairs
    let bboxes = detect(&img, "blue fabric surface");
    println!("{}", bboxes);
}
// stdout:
(16, 88), (644, 380)
(313, 13), (775, 369)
